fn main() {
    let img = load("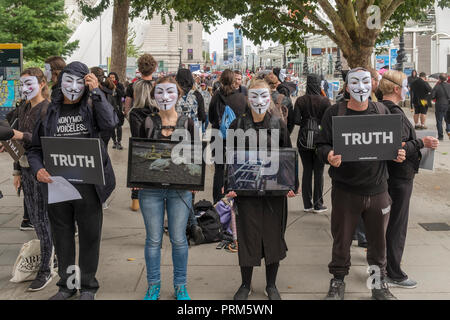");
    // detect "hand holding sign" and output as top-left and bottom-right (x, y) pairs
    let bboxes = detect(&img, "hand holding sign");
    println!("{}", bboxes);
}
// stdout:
(422, 136), (439, 149)
(328, 150), (342, 168)
(393, 149), (406, 163)
(37, 168), (53, 184)
(13, 130), (23, 141)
